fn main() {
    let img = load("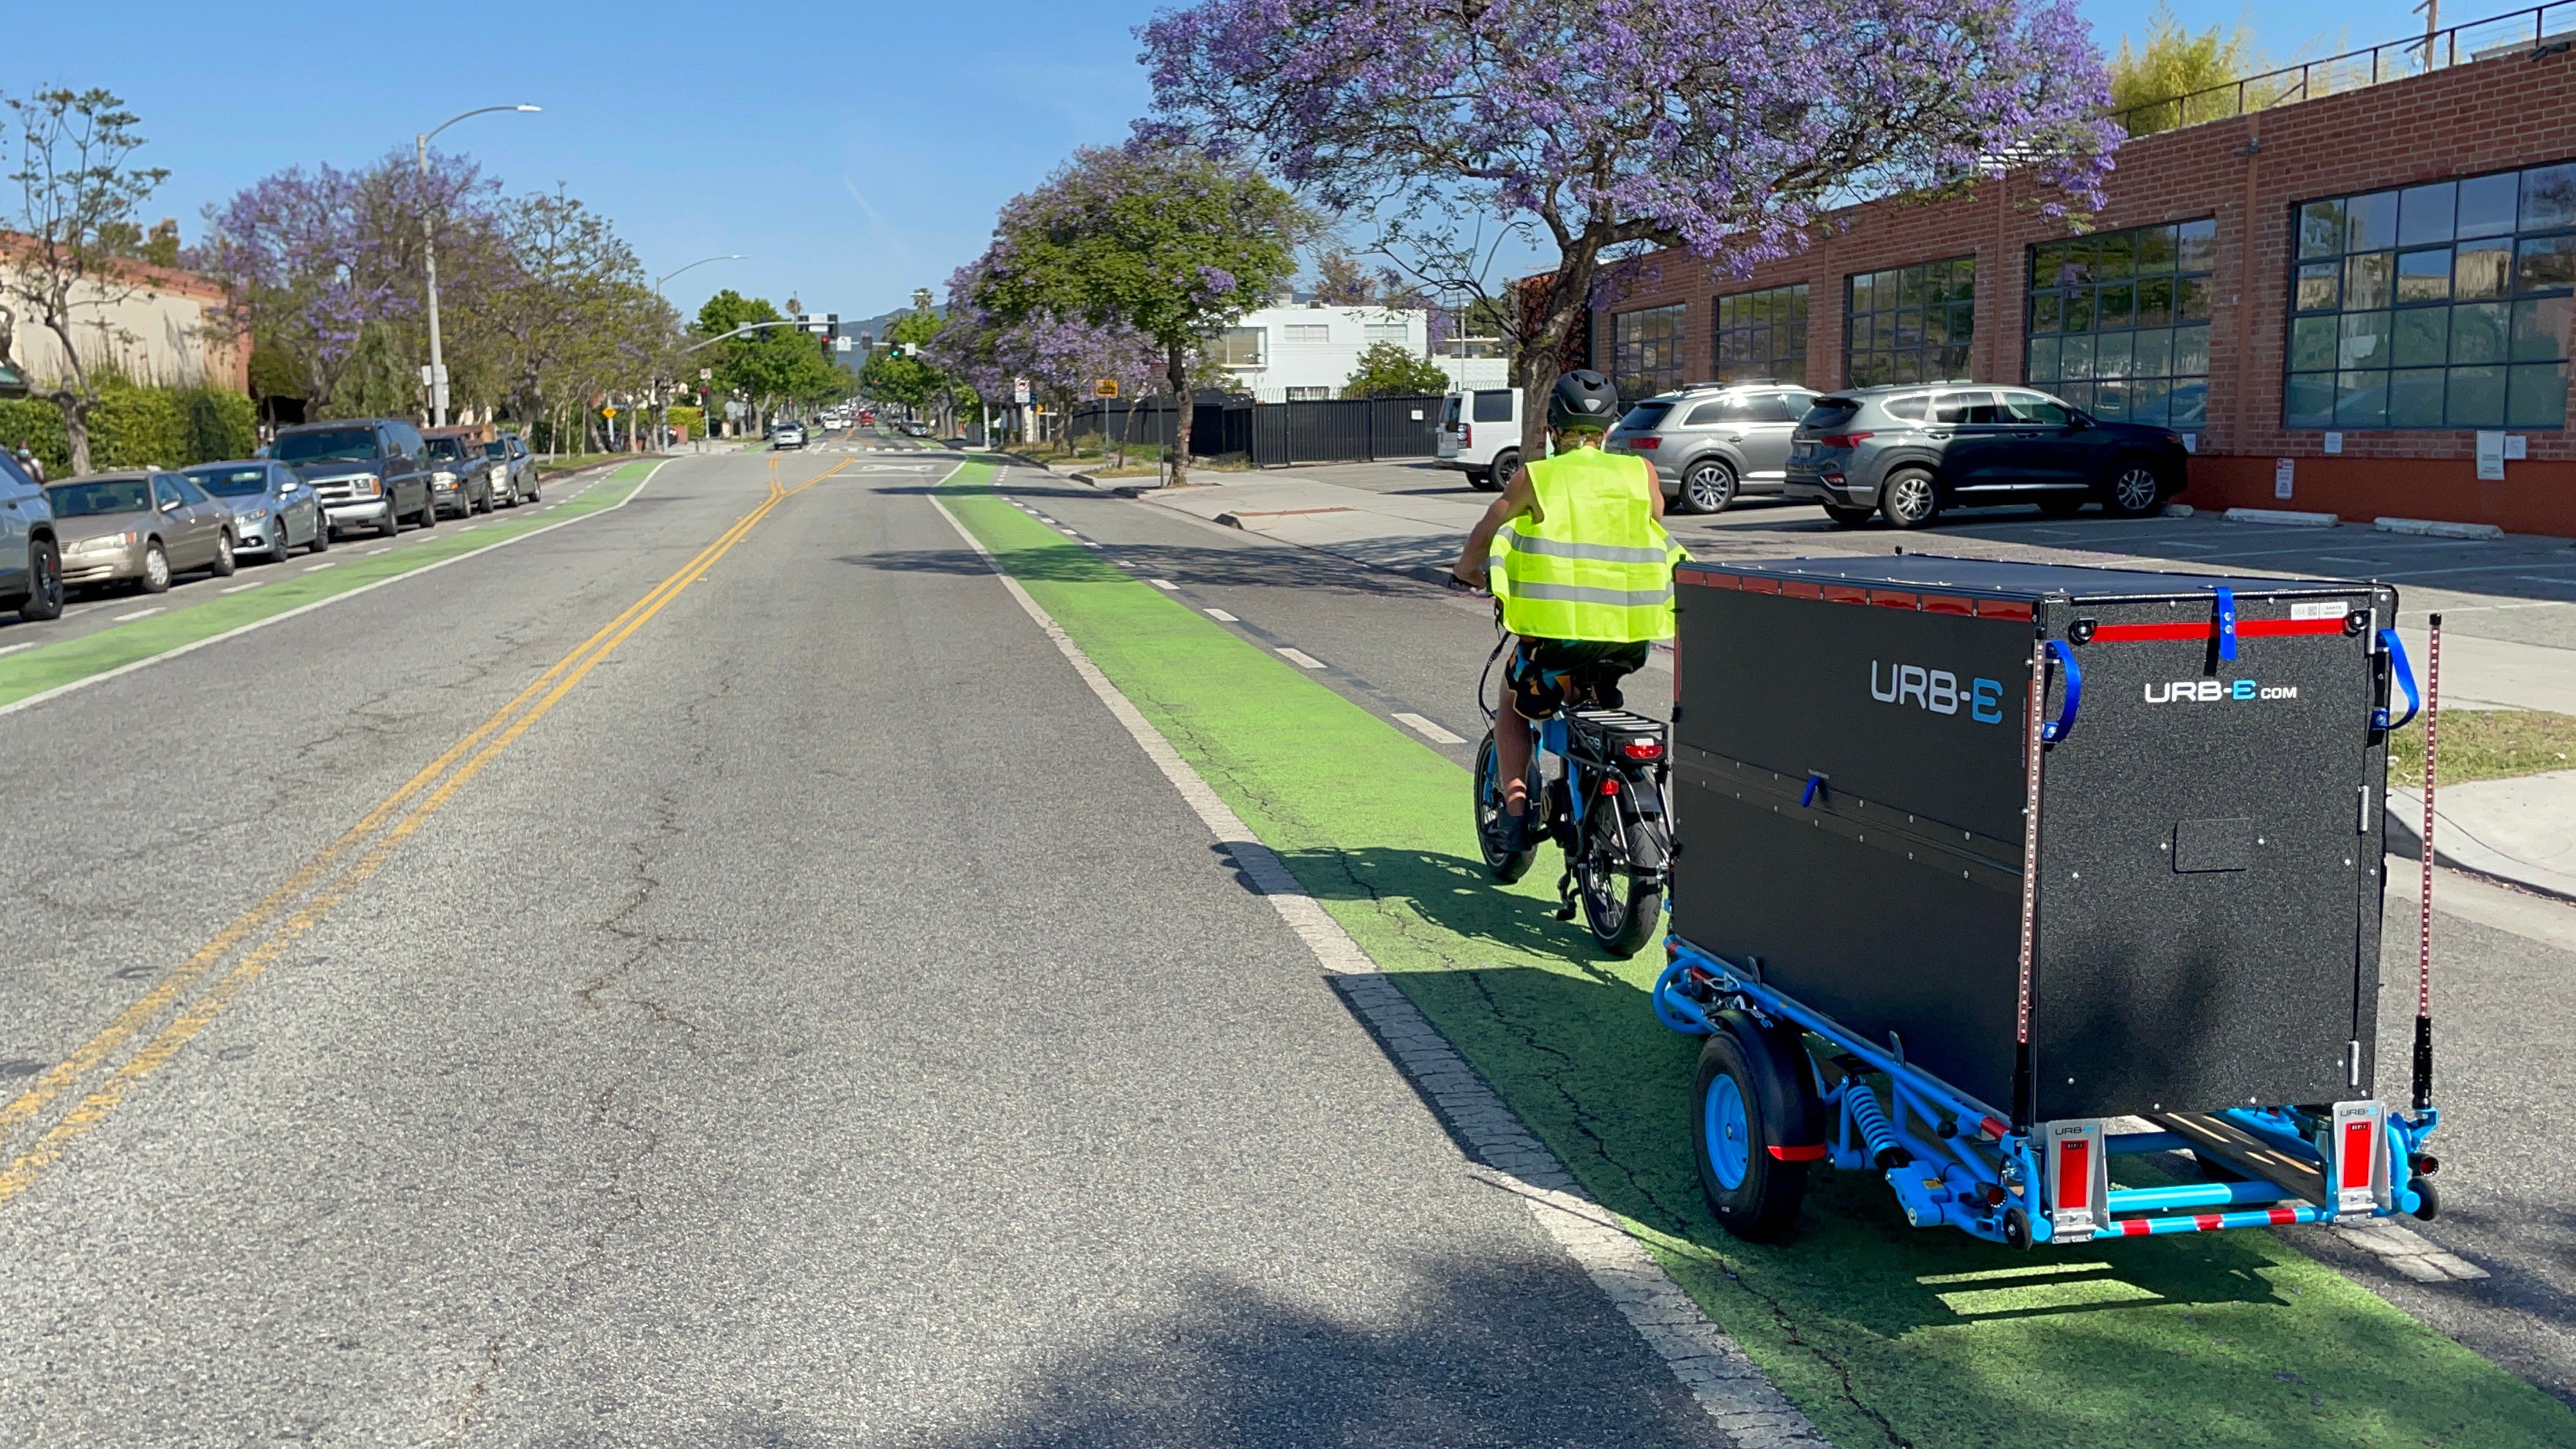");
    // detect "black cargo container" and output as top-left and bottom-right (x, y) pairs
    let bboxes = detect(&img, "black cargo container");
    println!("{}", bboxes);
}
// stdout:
(1670, 555), (2400, 1126)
